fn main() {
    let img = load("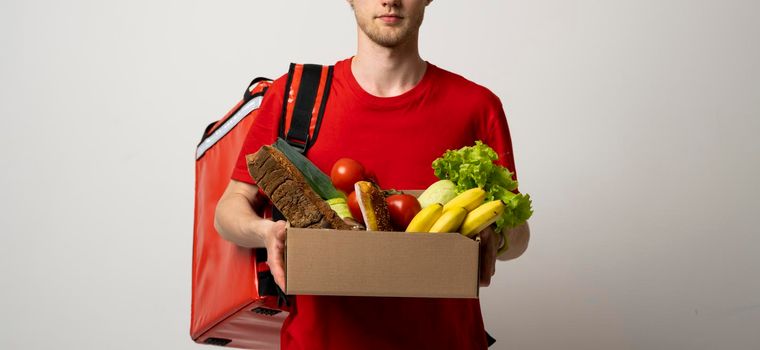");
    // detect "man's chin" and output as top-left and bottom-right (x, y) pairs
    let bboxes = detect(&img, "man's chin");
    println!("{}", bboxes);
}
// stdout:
(373, 38), (405, 48)
(364, 29), (410, 48)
